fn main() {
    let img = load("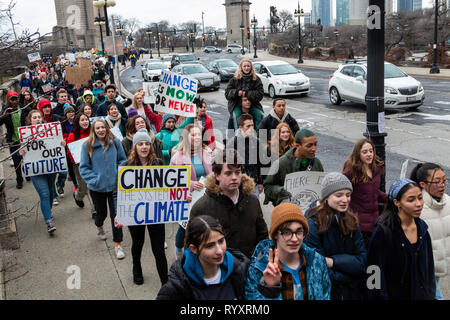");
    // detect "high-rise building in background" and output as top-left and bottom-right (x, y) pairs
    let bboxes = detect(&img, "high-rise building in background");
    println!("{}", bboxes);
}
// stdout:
(349, 0), (369, 25)
(311, 0), (331, 27)
(304, 12), (312, 25)
(397, 0), (413, 11)
(412, 0), (423, 10)
(335, 0), (350, 26)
